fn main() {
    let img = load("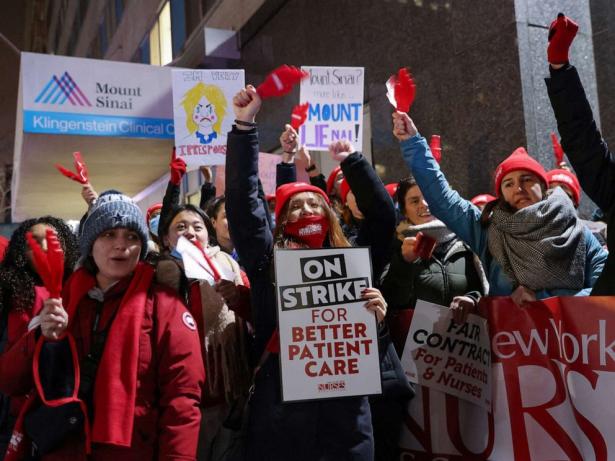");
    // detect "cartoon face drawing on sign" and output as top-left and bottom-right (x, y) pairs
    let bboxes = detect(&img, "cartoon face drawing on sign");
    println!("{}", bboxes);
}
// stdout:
(181, 82), (227, 145)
